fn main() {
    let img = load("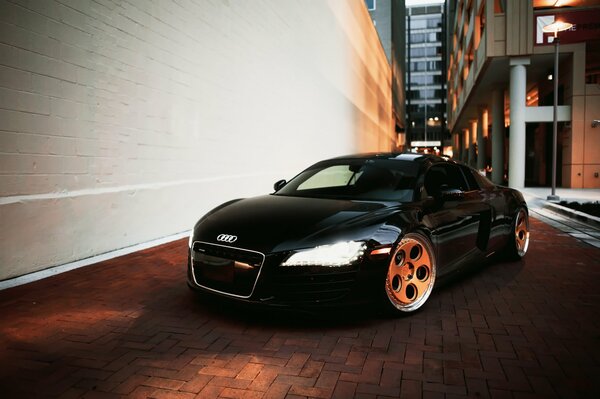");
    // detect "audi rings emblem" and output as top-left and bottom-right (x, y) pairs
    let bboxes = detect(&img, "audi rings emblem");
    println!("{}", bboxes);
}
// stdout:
(217, 234), (238, 244)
